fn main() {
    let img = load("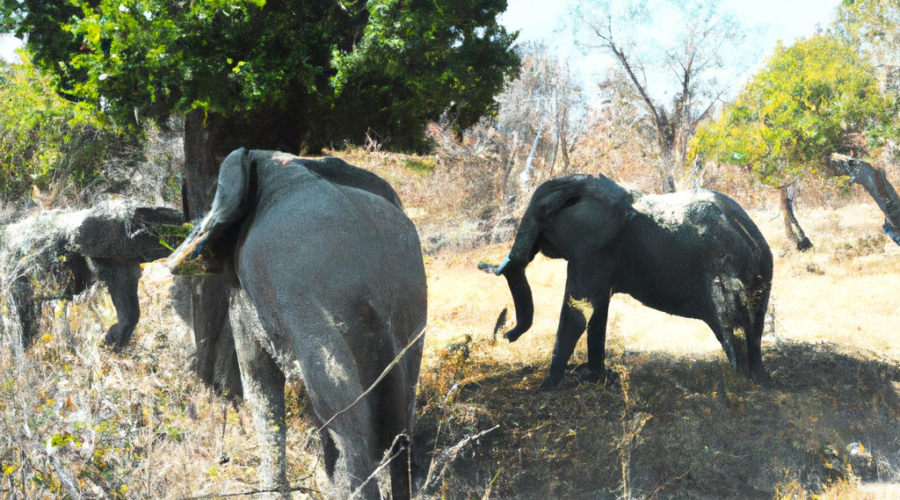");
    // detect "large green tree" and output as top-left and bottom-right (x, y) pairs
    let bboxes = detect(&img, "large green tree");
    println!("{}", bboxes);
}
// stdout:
(691, 34), (896, 250)
(1, 0), (519, 395)
(2, 0), (518, 154)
